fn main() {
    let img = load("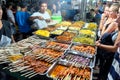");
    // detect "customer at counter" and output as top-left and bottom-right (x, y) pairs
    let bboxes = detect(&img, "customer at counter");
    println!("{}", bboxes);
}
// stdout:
(96, 8), (120, 79)
(30, 1), (51, 29)
(107, 15), (120, 80)
(0, 3), (15, 47)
